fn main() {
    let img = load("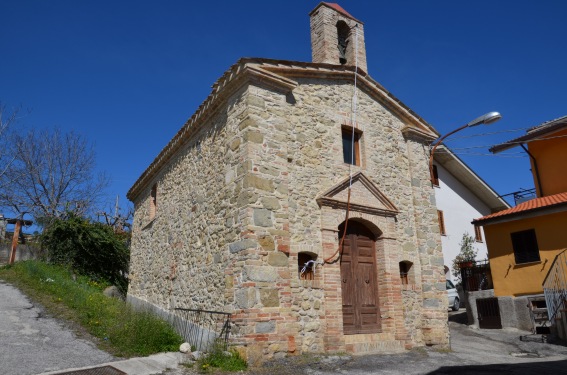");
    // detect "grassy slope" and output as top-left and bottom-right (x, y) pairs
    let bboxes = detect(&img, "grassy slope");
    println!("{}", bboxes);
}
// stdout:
(0, 260), (182, 357)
